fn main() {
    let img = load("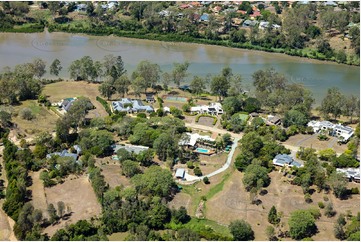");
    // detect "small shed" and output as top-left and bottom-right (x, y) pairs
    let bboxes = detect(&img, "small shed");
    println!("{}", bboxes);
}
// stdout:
(175, 168), (185, 179)
(145, 93), (155, 103)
